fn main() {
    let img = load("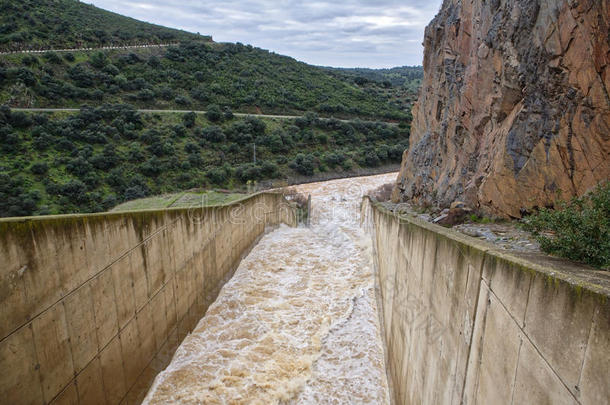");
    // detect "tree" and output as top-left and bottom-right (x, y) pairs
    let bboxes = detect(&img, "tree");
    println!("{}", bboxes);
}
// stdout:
(90, 51), (108, 69)
(124, 186), (148, 201)
(43, 51), (62, 64)
(140, 157), (163, 177)
(206, 168), (228, 185)
(223, 106), (234, 120)
(206, 104), (222, 122)
(290, 153), (316, 176)
(30, 162), (49, 175)
(363, 150), (381, 167)
(236, 163), (262, 182)
(200, 125), (225, 142)
(175, 95), (190, 105)
(183, 111), (196, 128)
